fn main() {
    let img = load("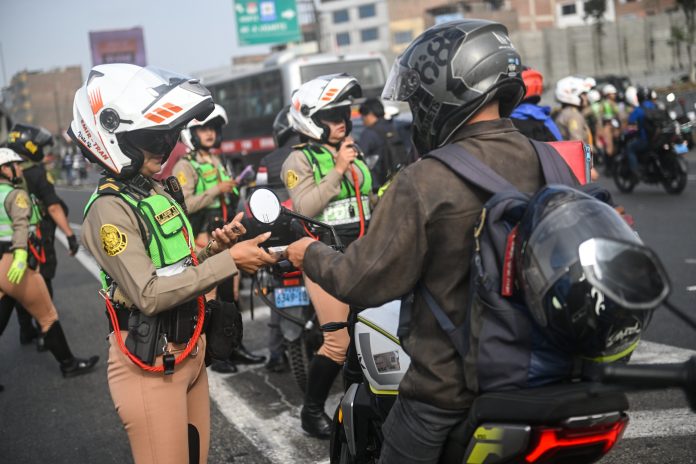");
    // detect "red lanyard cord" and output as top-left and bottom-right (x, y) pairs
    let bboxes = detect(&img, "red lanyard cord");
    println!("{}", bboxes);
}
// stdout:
(104, 227), (206, 373)
(349, 166), (366, 238)
(28, 228), (46, 264)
